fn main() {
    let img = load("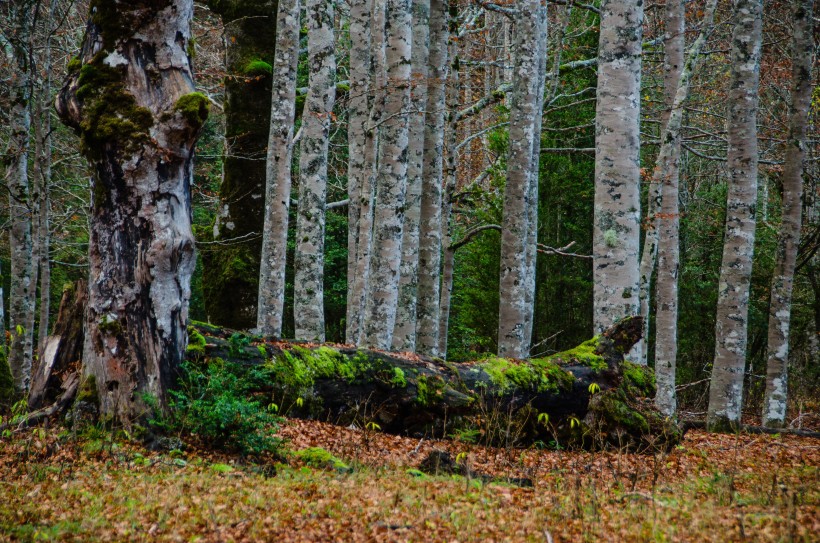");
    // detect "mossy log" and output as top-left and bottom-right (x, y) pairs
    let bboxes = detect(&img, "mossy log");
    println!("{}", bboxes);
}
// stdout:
(192, 316), (682, 450)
